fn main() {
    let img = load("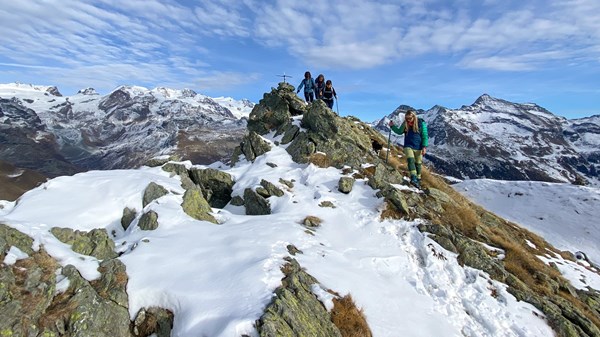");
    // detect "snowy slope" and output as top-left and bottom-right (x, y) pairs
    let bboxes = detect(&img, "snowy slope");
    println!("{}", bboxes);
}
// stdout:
(454, 179), (600, 274)
(5, 128), (596, 336)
